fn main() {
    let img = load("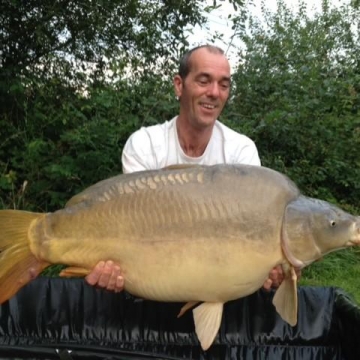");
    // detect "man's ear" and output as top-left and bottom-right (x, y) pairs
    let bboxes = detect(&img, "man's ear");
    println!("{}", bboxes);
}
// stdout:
(173, 75), (183, 98)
